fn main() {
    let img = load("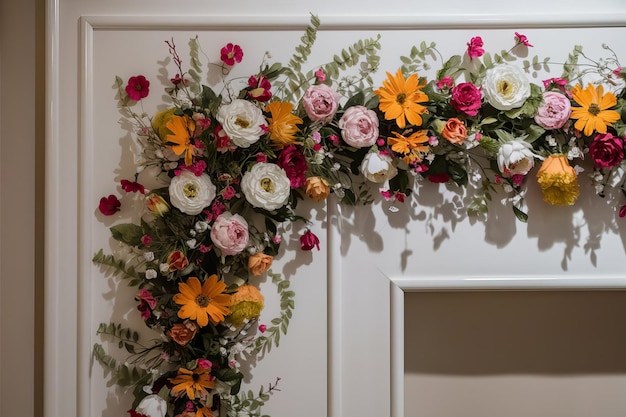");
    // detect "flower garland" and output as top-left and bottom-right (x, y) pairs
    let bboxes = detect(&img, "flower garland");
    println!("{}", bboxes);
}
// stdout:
(94, 16), (626, 417)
